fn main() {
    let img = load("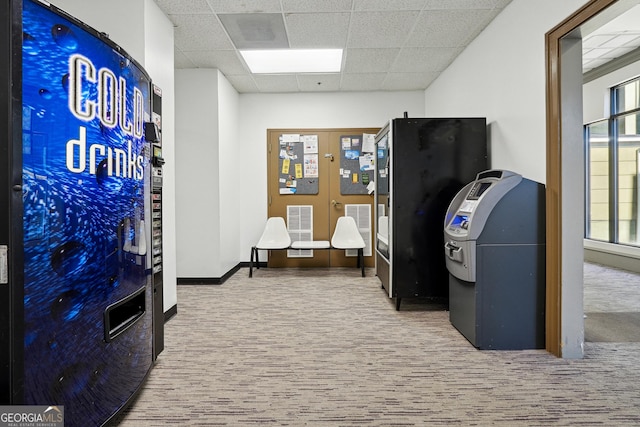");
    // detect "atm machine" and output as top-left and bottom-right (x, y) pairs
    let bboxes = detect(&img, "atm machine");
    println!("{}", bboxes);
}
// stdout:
(443, 170), (546, 350)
